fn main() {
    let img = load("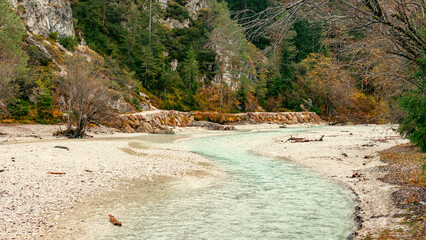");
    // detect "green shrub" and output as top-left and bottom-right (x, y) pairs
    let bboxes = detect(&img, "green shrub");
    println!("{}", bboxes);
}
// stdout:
(398, 58), (426, 152)
(167, 3), (190, 22)
(7, 99), (30, 117)
(28, 45), (51, 66)
(58, 36), (78, 51)
(309, 105), (322, 116)
(36, 89), (53, 121)
(398, 94), (426, 152)
(49, 32), (58, 41)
